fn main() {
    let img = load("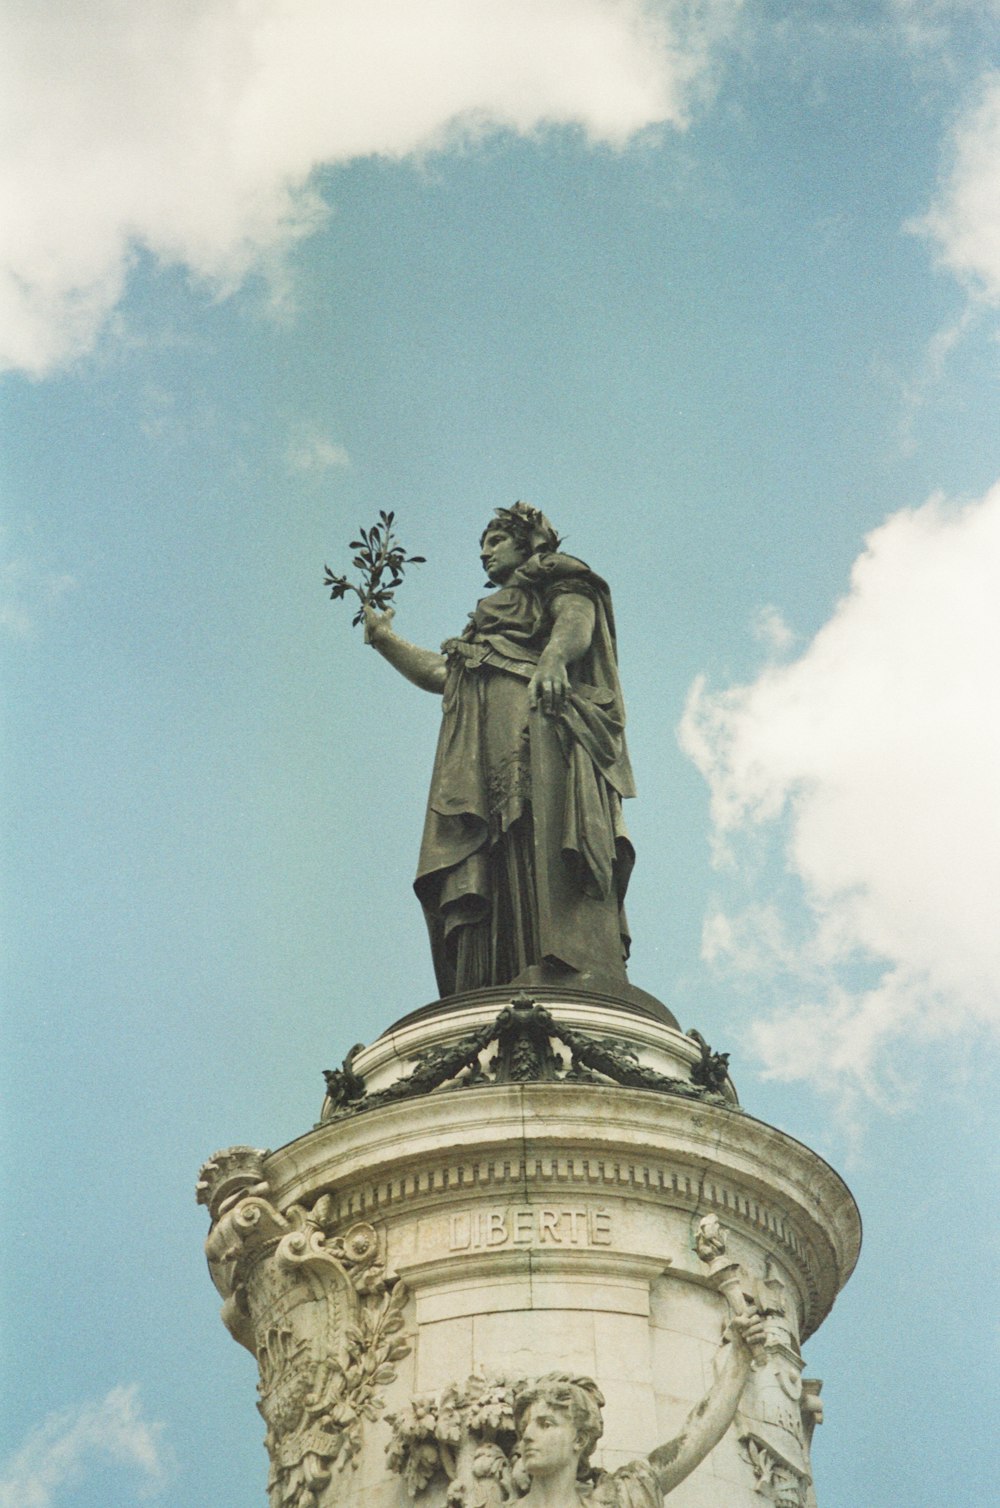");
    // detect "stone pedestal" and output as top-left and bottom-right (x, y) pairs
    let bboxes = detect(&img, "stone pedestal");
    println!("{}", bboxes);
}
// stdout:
(198, 989), (859, 1508)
